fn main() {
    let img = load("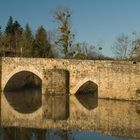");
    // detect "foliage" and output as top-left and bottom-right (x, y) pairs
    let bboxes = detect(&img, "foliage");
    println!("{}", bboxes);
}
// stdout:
(3, 16), (23, 56)
(0, 16), (54, 58)
(5, 16), (14, 34)
(32, 26), (54, 58)
(21, 24), (34, 57)
(136, 106), (140, 114)
(3, 9), (140, 61)
(0, 26), (2, 45)
(1, 10), (107, 59)
(53, 7), (75, 58)
(136, 89), (140, 94)
(73, 52), (87, 59)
